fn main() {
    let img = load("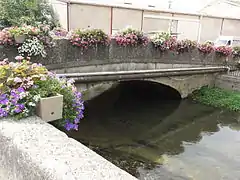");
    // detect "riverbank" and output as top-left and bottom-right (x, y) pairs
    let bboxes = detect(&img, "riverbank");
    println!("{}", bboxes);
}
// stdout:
(192, 86), (240, 111)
